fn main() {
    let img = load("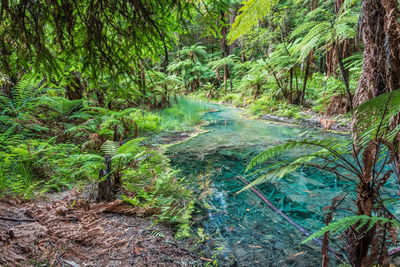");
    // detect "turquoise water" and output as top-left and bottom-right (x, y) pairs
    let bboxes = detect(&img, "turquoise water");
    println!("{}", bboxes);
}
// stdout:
(167, 104), (351, 266)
